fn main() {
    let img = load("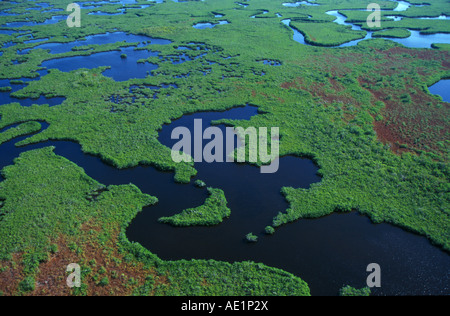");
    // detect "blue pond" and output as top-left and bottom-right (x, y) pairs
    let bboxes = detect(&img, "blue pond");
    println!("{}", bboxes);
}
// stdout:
(18, 32), (170, 55)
